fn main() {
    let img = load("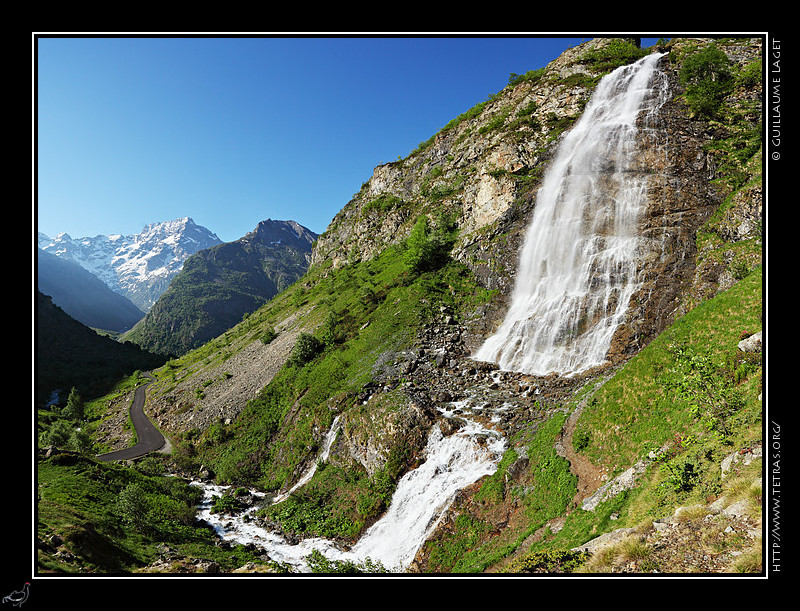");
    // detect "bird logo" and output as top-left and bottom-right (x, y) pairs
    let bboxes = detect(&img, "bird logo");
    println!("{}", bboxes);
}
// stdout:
(2, 583), (29, 607)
